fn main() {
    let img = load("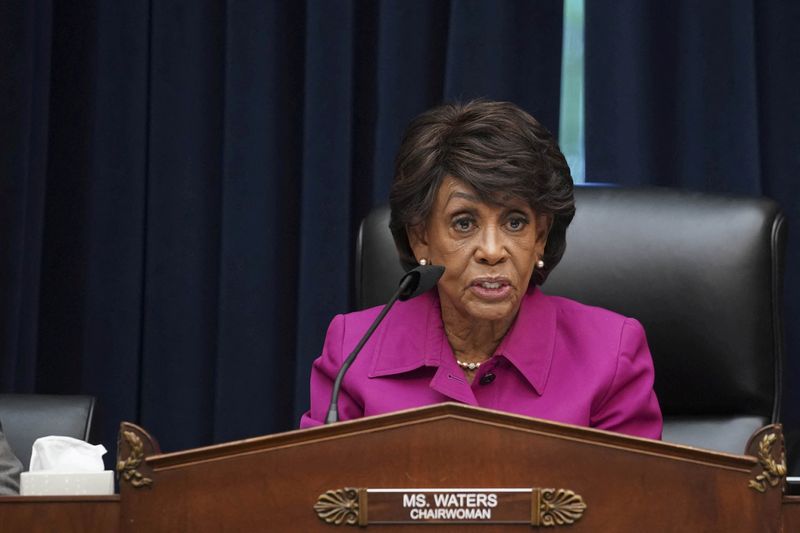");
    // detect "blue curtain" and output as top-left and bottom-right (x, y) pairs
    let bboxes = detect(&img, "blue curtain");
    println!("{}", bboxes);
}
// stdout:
(585, 1), (800, 472)
(0, 0), (564, 461)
